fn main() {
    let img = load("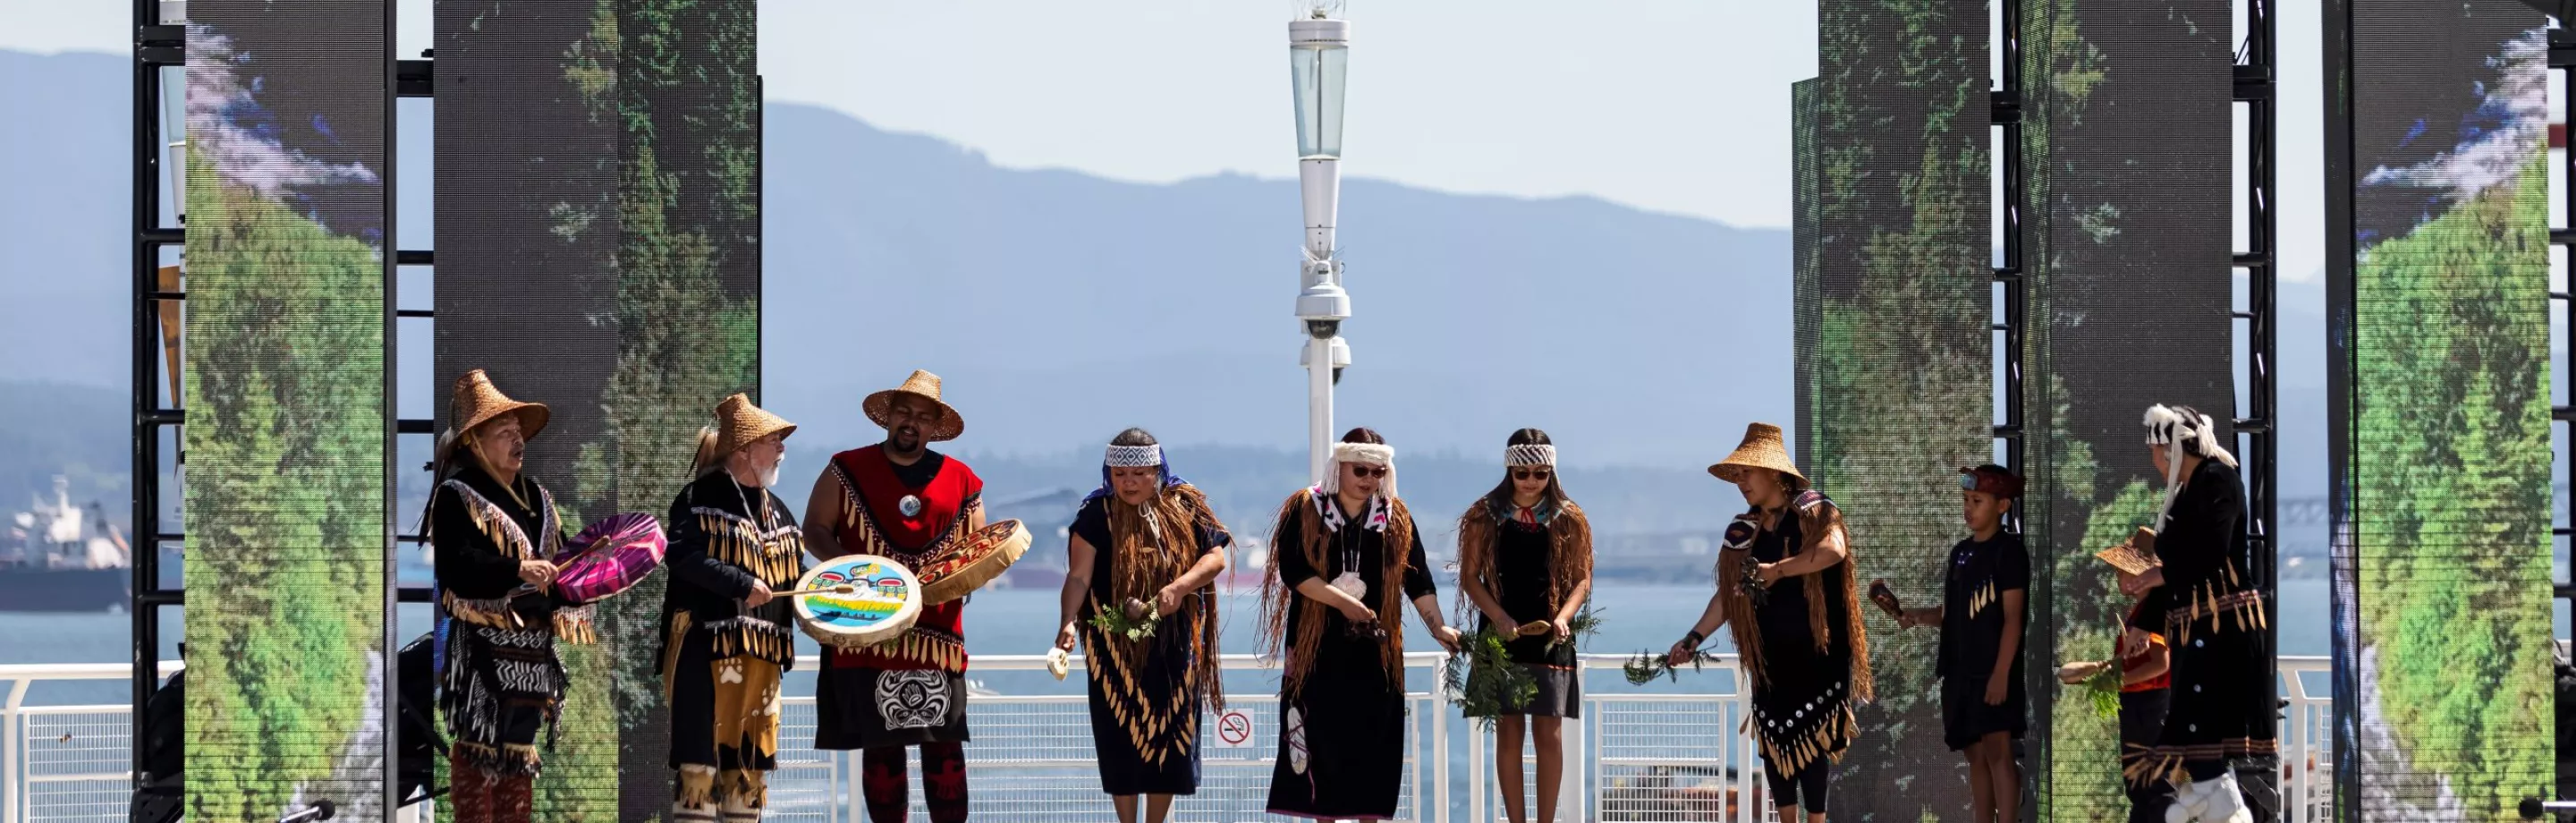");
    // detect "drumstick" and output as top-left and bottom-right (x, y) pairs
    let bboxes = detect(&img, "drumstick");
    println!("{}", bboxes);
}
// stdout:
(771, 584), (863, 597)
